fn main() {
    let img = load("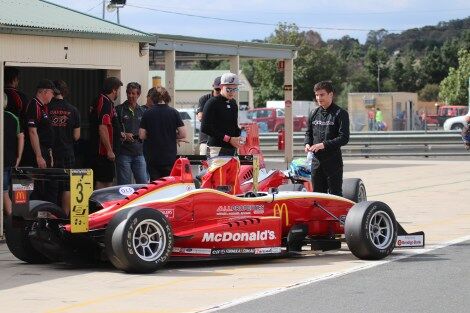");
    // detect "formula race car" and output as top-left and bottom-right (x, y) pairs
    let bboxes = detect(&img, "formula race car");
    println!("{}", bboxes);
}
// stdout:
(5, 157), (425, 273)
